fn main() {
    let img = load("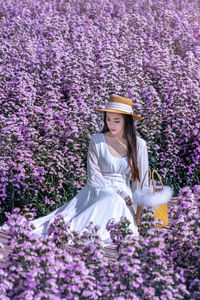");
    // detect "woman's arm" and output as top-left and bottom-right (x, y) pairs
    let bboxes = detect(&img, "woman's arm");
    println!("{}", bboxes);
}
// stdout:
(87, 137), (113, 187)
(132, 138), (149, 192)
